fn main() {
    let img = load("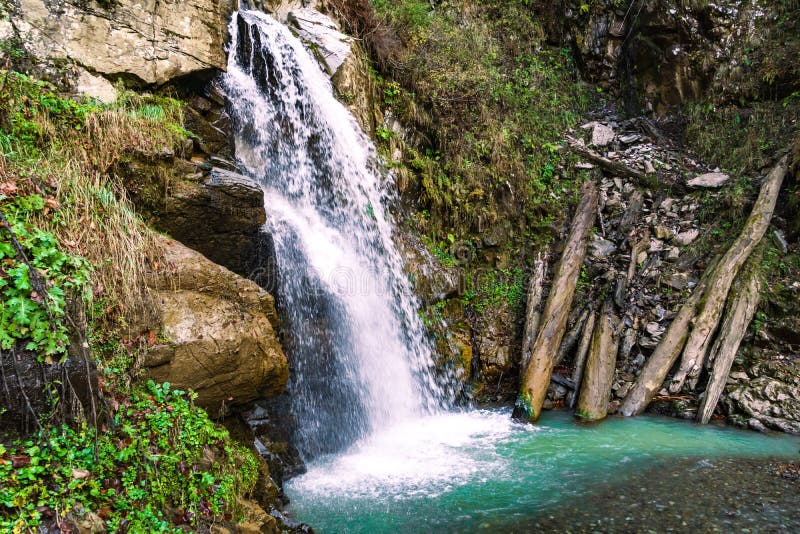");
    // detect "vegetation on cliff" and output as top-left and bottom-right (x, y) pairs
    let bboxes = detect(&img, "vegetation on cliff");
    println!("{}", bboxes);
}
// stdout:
(0, 71), (264, 531)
